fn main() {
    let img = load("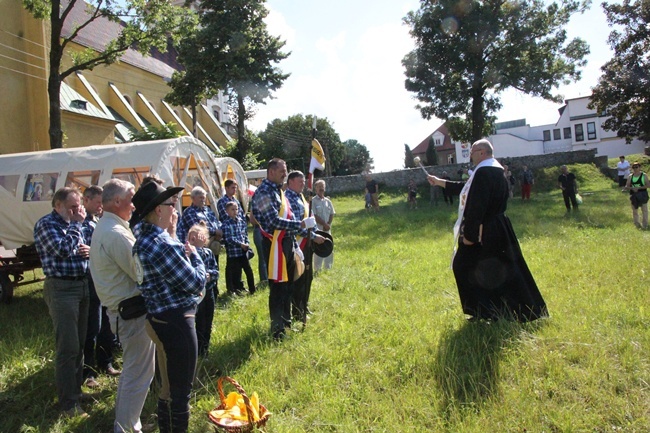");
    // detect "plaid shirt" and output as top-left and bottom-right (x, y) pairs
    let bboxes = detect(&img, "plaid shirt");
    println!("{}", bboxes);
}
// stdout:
(217, 195), (245, 222)
(197, 247), (219, 291)
(222, 216), (249, 258)
(251, 178), (301, 235)
(177, 205), (221, 243)
(34, 211), (88, 278)
(285, 189), (310, 238)
(82, 214), (97, 246)
(132, 222), (206, 315)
